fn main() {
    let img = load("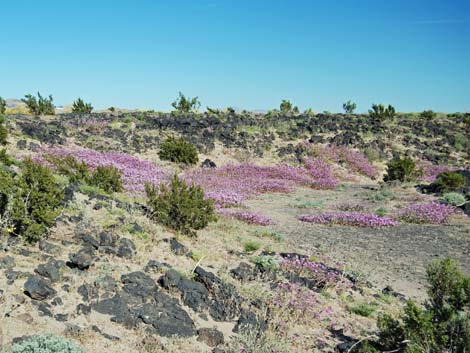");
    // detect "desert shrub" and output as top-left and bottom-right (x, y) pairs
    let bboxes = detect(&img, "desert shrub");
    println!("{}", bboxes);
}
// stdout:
(50, 155), (90, 183)
(369, 103), (395, 120)
(373, 259), (470, 353)
(375, 207), (387, 217)
(21, 92), (55, 115)
(145, 174), (216, 236)
(384, 157), (418, 182)
(159, 136), (198, 165)
(0, 96), (6, 114)
(433, 171), (466, 193)
(0, 158), (63, 242)
(343, 100), (357, 114)
(251, 255), (279, 271)
(1, 334), (84, 353)
(71, 98), (93, 113)
(243, 240), (261, 252)
(349, 302), (377, 317)
(171, 92), (200, 113)
(441, 192), (466, 206)
(280, 99), (299, 113)
(420, 109), (436, 119)
(90, 165), (123, 193)
(0, 149), (14, 166)
(0, 115), (8, 145)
